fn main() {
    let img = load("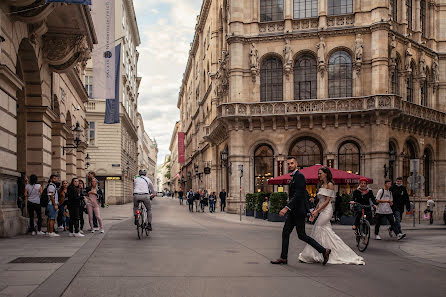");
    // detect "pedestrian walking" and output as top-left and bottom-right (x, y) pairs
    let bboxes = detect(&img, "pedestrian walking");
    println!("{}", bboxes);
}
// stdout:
(17, 173), (27, 216)
(24, 174), (44, 235)
(351, 178), (376, 231)
(178, 190), (184, 205)
(57, 180), (69, 231)
(46, 174), (60, 237)
(209, 192), (216, 212)
(187, 189), (194, 212)
(194, 190), (200, 212)
(79, 179), (91, 230)
(200, 190), (208, 212)
(262, 197), (269, 220)
(425, 196), (435, 224)
(219, 189), (226, 212)
(86, 178), (104, 233)
(67, 178), (85, 237)
(389, 177), (410, 237)
(271, 157), (331, 265)
(375, 180), (405, 240)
